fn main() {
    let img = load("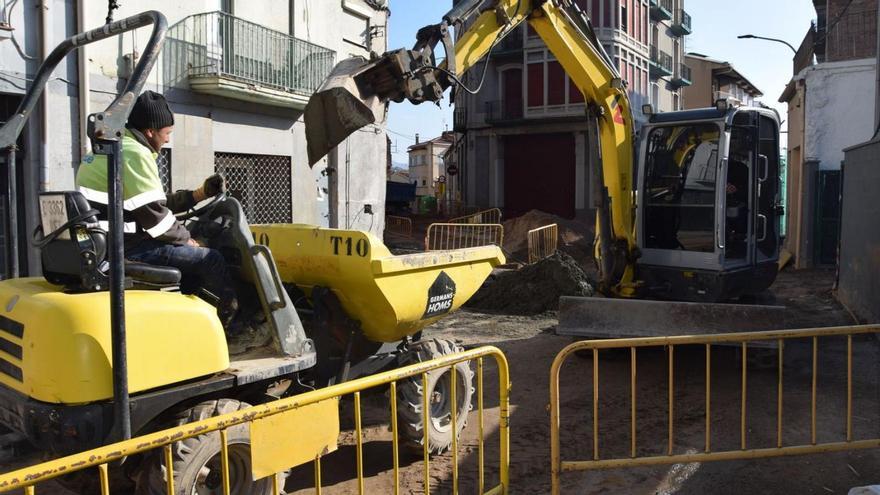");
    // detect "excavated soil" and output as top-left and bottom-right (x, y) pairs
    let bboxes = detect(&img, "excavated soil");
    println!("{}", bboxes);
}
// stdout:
(501, 210), (595, 266)
(466, 251), (594, 315)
